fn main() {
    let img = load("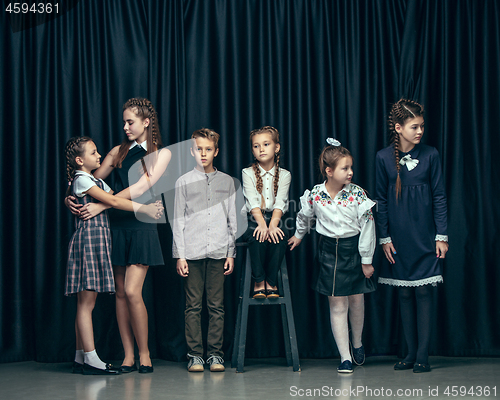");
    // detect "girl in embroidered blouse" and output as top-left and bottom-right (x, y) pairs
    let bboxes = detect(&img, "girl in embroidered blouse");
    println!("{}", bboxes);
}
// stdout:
(241, 126), (292, 298)
(375, 99), (448, 373)
(288, 139), (376, 374)
(64, 136), (162, 375)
